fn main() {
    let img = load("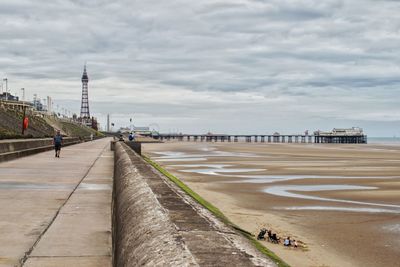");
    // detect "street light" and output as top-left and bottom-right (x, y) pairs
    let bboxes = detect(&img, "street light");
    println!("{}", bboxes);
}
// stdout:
(3, 78), (8, 100)
(21, 87), (27, 135)
(21, 88), (25, 102)
(130, 115), (134, 132)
